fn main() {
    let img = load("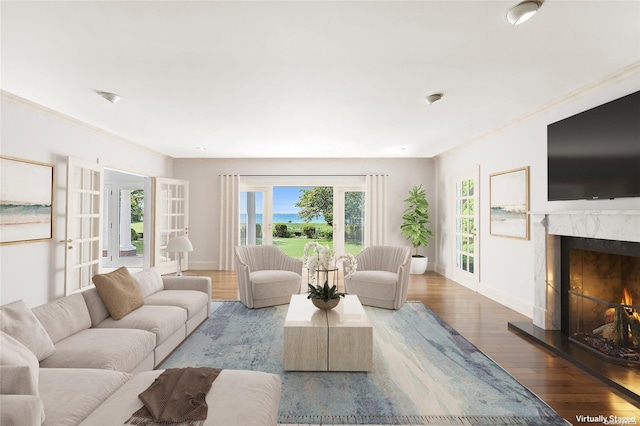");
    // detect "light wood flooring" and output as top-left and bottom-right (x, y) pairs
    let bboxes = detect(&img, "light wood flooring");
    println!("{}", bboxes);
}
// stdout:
(187, 270), (640, 423)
